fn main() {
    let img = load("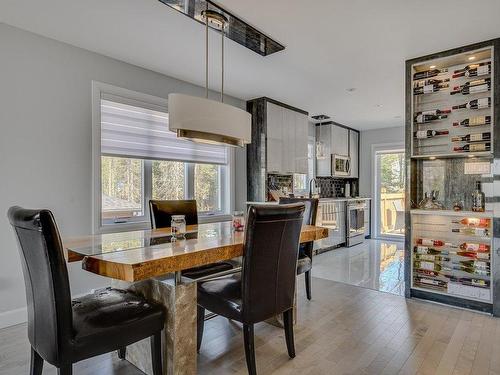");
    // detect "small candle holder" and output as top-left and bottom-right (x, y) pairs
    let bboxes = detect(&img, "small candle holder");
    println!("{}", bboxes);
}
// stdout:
(232, 211), (245, 232)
